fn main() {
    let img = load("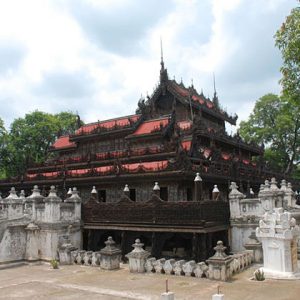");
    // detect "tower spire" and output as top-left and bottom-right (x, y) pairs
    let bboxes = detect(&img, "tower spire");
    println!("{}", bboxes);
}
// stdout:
(160, 37), (164, 70)
(213, 72), (216, 96)
(159, 37), (168, 83)
(212, 72), (220, 108)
